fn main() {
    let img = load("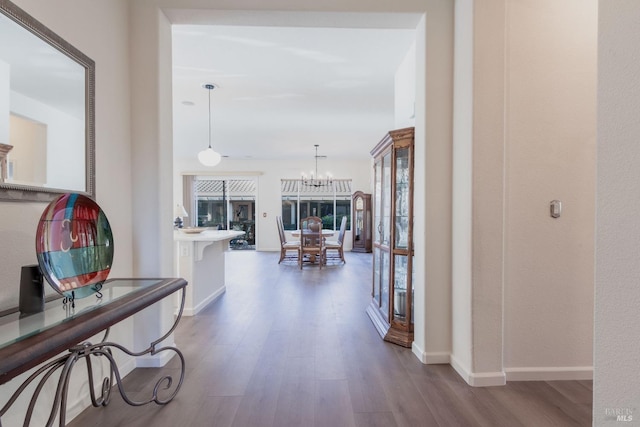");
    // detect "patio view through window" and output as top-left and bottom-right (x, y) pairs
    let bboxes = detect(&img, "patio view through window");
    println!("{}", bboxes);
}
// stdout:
(281, 179), (351, 231)
(195, 178), (256, 248)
